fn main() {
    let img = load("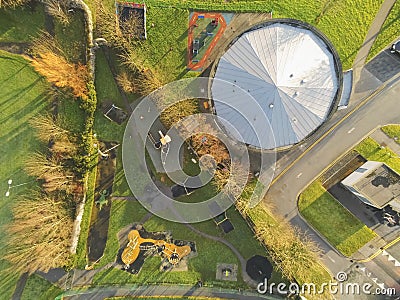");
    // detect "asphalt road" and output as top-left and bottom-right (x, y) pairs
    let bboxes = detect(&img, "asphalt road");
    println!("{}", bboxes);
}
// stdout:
(264, 76), (400, 276)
